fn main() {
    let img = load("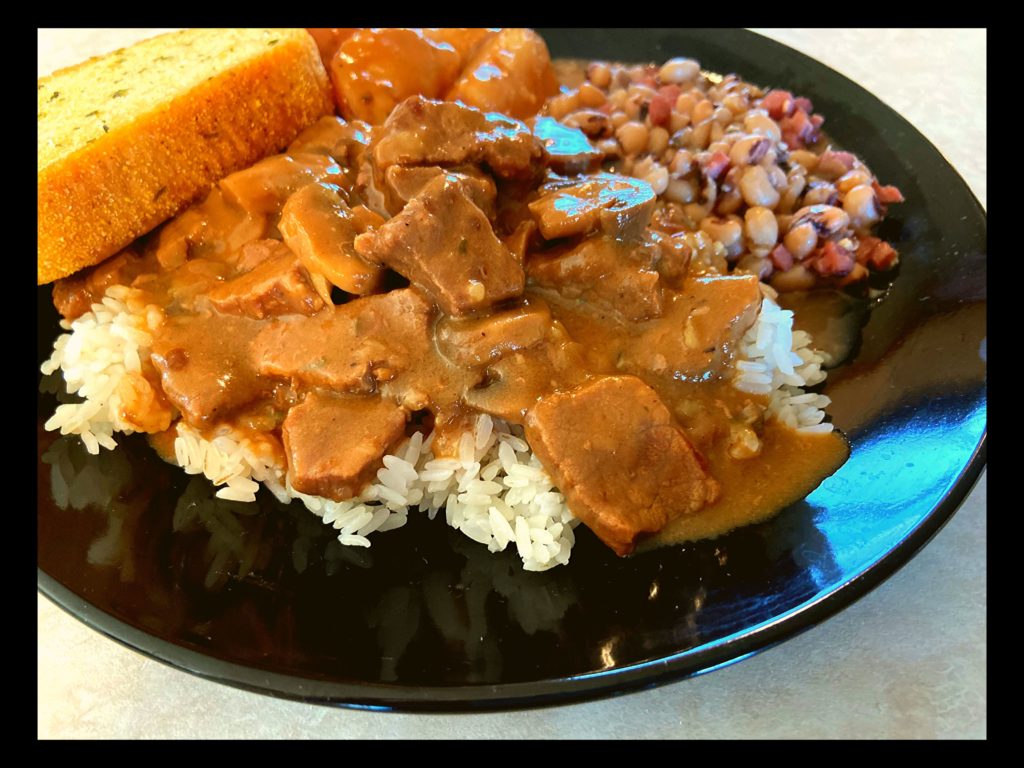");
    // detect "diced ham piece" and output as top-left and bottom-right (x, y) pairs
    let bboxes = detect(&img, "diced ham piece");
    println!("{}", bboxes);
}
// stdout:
(780, 108), (820, 149)
(794, 96), (814, 114)
(700, 151), (731, 181)
(762, 89), (795, 119)
(770, 243), (794, 272)
(873, 181), (905, 204)
(525, 375), (720, 556)
(811, 240), (856, 277)
(856, 236), (900, 270)
(658, 84), (682, 104)
(816, 150), (858, 178)
(648, 94), (672, 127)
